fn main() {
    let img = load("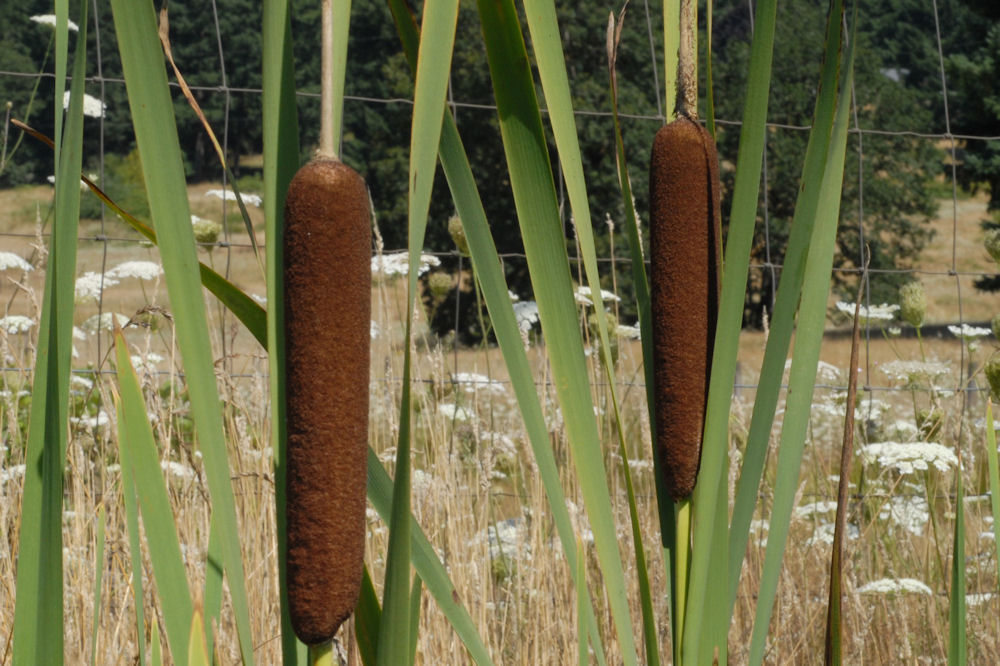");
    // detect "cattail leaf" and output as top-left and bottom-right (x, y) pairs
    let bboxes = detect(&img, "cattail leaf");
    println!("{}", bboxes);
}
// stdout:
(202, 513), (224, 661)
(261, 0), (306, 662)
(113, 329), (193, 664)
(986, 401), (1000, 588)
(366, 449), (494, 664)
(725, 0), (845, 617)
(746, 6), (855, 663)
(385, 2), (607, 661)
(187, 610), (210, 666)
(475, 0), (638, 661)
(12, 1), (87, 662)
(355, 565), (382, 666)
(109, 1), (255, 661)
(526, 4), (654, 661)
(378, 2), (459, 665)
(118, 408), (149, 666)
